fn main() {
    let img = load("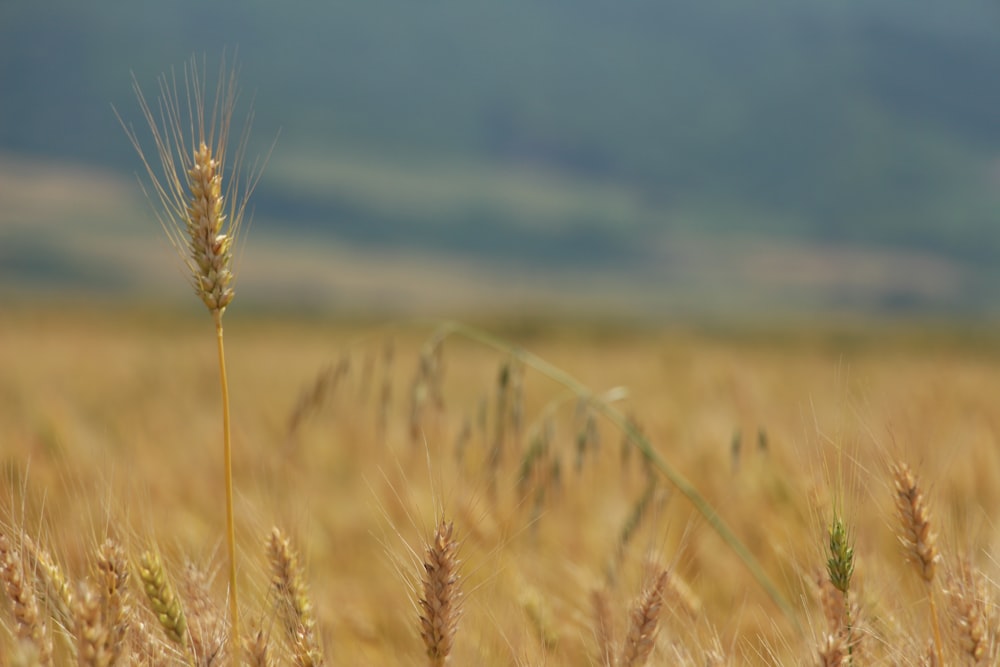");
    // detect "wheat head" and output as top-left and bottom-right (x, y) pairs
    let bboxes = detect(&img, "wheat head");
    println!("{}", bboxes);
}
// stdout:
(0, 532), (53, 665)
(419, 521), (462, 667)
(117, 54), (263, 316)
